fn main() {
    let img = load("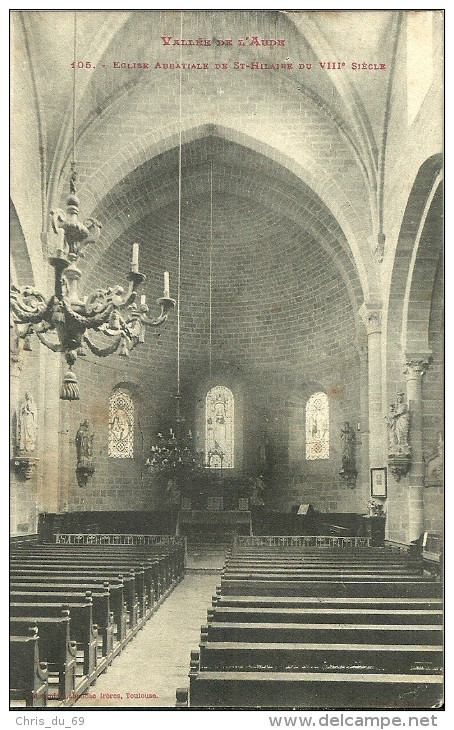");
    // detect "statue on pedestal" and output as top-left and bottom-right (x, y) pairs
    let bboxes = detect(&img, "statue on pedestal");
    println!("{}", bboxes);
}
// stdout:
(75, 419), (95, 486)
(386, 393), (410, 454)
(17, 392), (37, 455)
(386, 392), (411, 480)
(12, 392), (39, 480)
(249, 475), (266, 507)
(339, 420), (357, 487)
